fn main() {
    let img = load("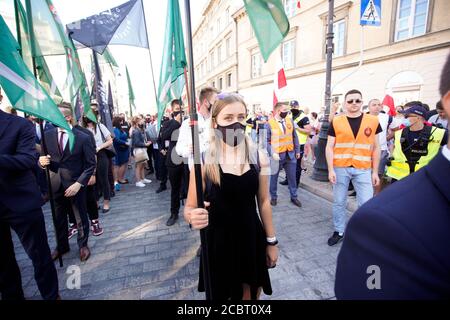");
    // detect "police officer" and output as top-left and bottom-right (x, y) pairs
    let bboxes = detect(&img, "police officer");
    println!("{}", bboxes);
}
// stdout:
(386, 102), (448, 181)
(280, 100), (311, 188)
